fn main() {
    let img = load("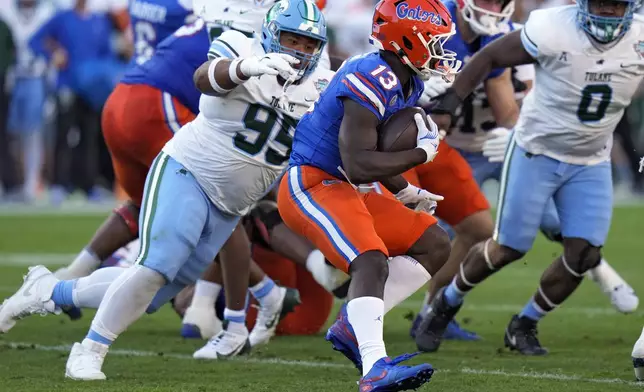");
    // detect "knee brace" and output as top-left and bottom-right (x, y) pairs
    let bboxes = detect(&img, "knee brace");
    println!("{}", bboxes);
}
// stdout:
(113, 203), (140, 237)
